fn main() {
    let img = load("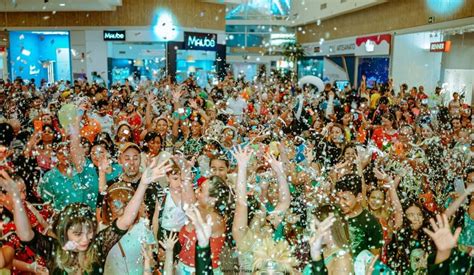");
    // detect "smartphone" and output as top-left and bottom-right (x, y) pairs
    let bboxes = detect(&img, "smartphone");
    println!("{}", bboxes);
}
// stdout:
(34, 120), (42, 132)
